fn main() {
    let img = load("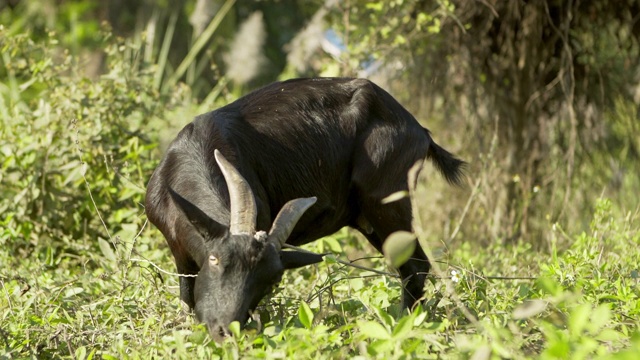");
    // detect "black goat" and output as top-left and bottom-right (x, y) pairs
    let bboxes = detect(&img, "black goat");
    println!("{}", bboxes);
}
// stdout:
(145, 77), (464, 341)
